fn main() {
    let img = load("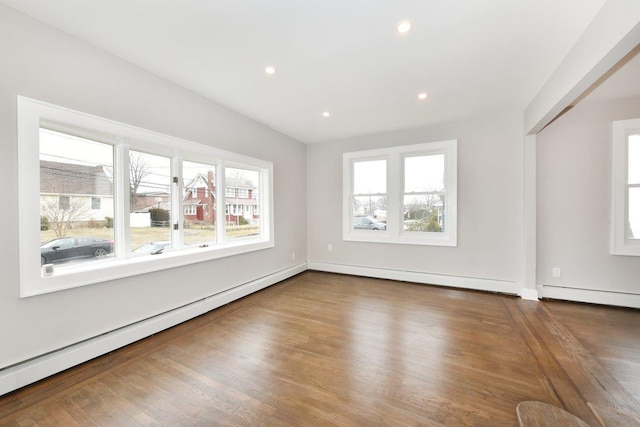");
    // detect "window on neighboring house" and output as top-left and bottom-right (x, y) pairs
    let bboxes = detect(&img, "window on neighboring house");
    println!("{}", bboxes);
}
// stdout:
(225, 187), (236, 198)
(58, 195), (70, 210)
(91, 197), (101, 210)
(343, 140), (457, 246)
(612, 118), (640, 255)
(18, 96), (273, 297)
